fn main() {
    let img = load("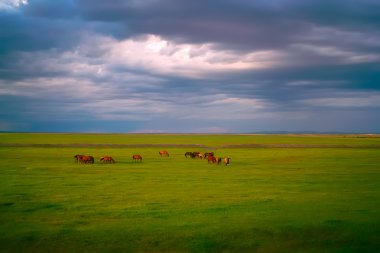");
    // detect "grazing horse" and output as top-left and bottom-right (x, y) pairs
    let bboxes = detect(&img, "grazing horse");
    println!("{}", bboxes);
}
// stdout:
(159, 150), (170, 157)
(208, 155), (217, 164)
(204, 152), (214, 159)
(224, 157), (231, 166)
(185, 152), (193, 158)
(132, 154), (142, 162)
(78, 155), (94, 164)
(192, 152), (200, 158)
(74, 154), (84, 163)
(216, 157), (222, 165)
(100, 156), (115, 163)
